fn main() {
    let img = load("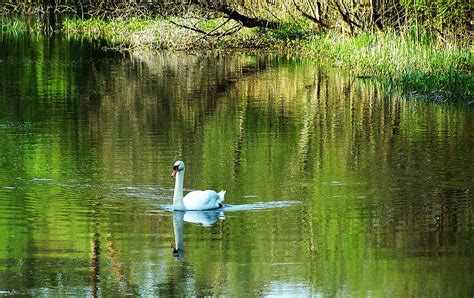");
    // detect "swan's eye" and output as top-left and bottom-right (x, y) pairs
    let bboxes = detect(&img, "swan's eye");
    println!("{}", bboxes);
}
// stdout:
(173, 165), (179, 171)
